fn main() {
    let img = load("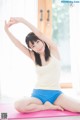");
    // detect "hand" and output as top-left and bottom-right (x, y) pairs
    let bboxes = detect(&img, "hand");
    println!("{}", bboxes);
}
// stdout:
(4, 20), (13, 32)
(4, 20), (15, 30)
(7, 17), (19, 27)
(4, 17), (22, 29)
(4, 21), (9, 31)
(9, 17), (24, 24)
(4, 17), (21, 31)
